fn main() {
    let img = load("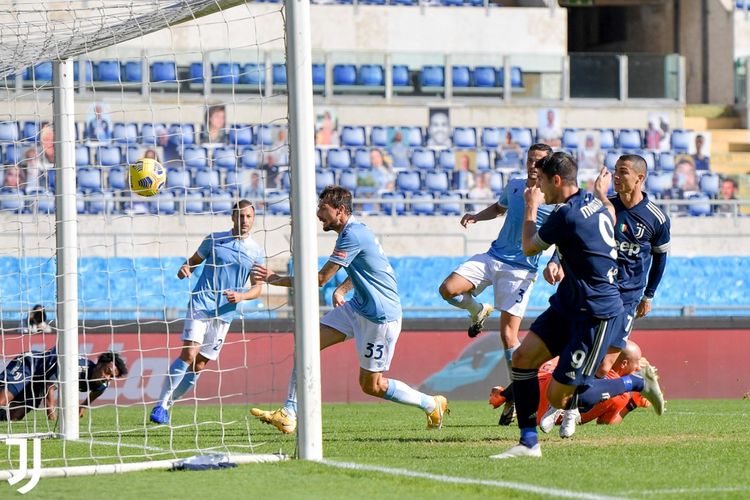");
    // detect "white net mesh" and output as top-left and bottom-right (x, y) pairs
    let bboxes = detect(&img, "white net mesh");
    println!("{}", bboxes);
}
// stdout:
(0, 0), (294, 472)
